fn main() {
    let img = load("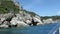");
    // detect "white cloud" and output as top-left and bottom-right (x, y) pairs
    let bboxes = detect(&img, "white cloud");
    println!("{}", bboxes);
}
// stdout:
(57, 11), (60, 14)
(57, 11), (60, 15)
